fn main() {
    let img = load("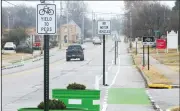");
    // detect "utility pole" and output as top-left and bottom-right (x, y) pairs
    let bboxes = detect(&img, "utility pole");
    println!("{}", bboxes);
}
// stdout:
(66, 1), (69, 43)
(92, 11), (94, 39)
(81, 12), (84, 44)
(130, 10), (132, 48)
(59, 0), (62, 49)
(7, 15), (10, 38)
